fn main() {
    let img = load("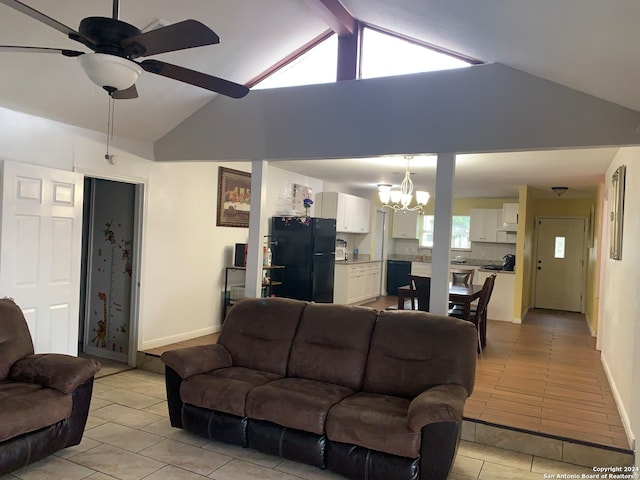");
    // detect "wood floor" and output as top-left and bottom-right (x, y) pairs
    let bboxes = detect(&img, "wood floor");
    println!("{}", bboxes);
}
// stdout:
(143, 297), (631, 451)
